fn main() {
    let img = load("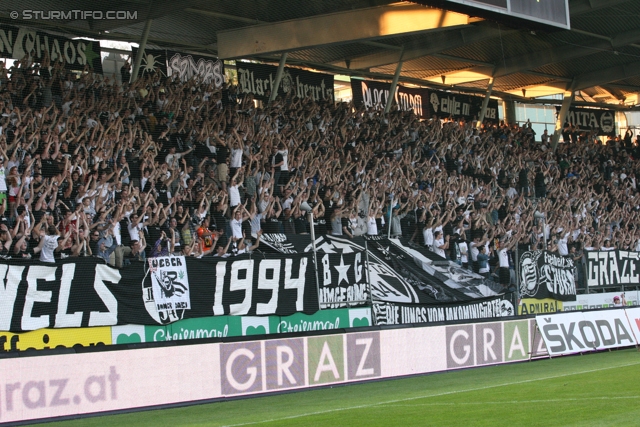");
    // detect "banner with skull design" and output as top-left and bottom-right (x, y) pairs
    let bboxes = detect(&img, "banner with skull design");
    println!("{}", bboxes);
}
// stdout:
(148, 256), (191, 313)
(519, 250), (577, 301)
(236, 61), (334, 102)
